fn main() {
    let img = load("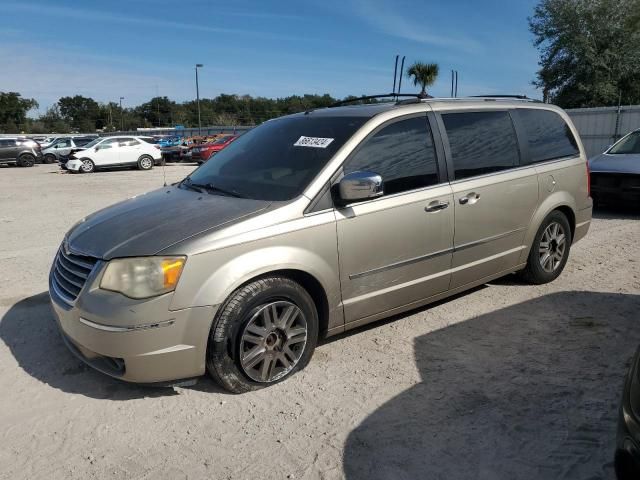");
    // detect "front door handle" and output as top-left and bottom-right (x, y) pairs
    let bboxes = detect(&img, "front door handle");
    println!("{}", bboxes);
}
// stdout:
(459, 192), (481, 205)
(425, 201), (450, 212)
